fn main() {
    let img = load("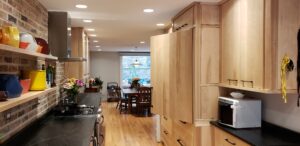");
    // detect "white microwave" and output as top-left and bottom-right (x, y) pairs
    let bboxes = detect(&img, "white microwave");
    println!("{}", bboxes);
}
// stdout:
(218, 97), (262, 128)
